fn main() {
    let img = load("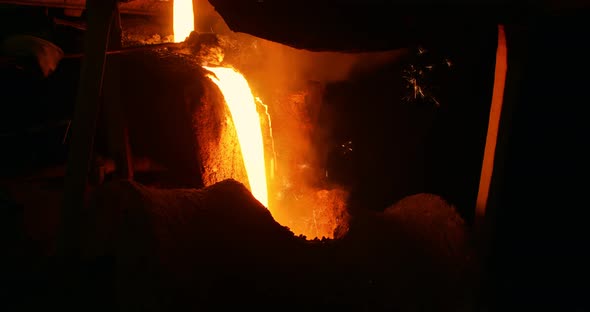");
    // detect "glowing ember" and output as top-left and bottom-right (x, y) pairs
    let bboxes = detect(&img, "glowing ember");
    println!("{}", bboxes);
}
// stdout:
(204, 66), (269, 208)
(173, 0), (194, 43)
